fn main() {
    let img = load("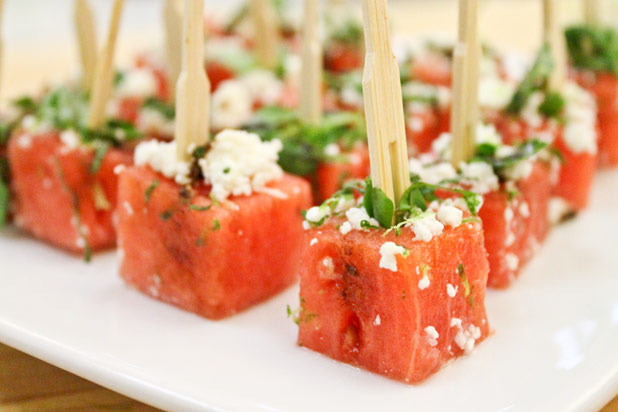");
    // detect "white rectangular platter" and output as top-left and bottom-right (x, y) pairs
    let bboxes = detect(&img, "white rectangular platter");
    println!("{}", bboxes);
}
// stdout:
(1, 170), (617, 412)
